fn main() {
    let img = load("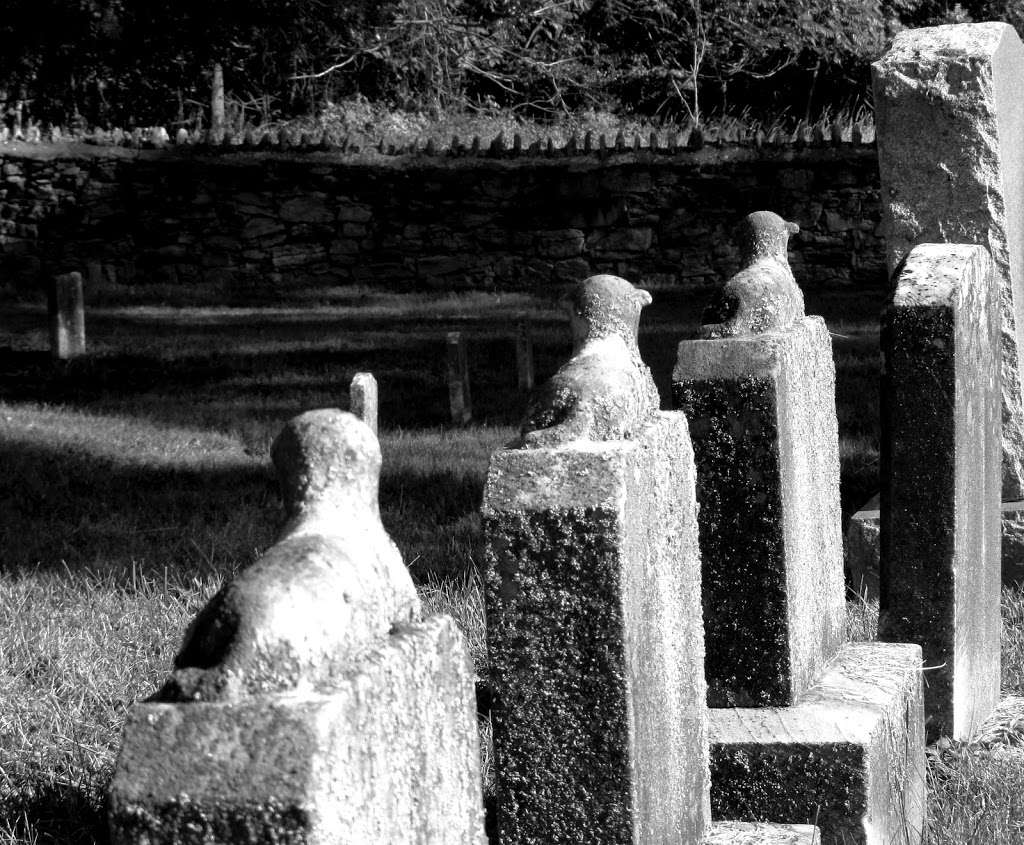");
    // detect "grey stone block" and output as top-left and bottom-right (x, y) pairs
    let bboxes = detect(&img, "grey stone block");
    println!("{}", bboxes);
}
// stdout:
(848, 494), (1024, 598)
(673, 317), (846, 707)
(706, 822), (820, 844)
(482, 412), (710, 844)
(710, 642), (925, 845)
(880, 244), (1002, 741)
(873, 23), (1024, 499)
(109, 615), (485, 844)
